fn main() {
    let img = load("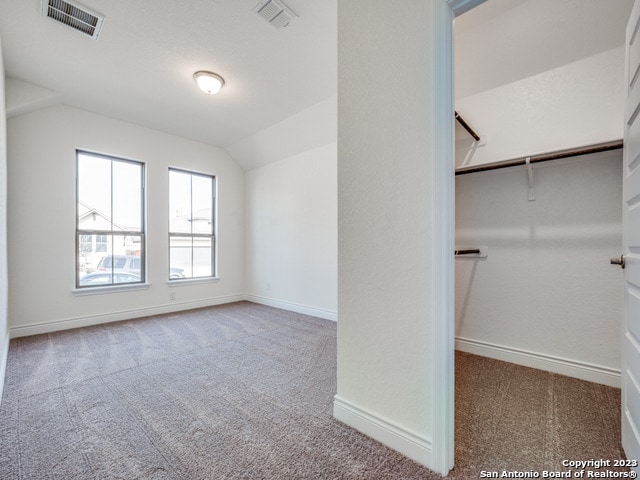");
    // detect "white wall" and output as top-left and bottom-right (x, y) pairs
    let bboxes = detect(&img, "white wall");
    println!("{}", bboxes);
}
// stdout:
(336, 0), (454, 473)
(455, 47), (625, 168)
(226, 96), (337, 172)
(5, 77), (61, 117)
(455, 151), (623, 386)
(0, 36), (10, 402)
(244, 142), (337, 320)
(7, 105), (245, 336)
